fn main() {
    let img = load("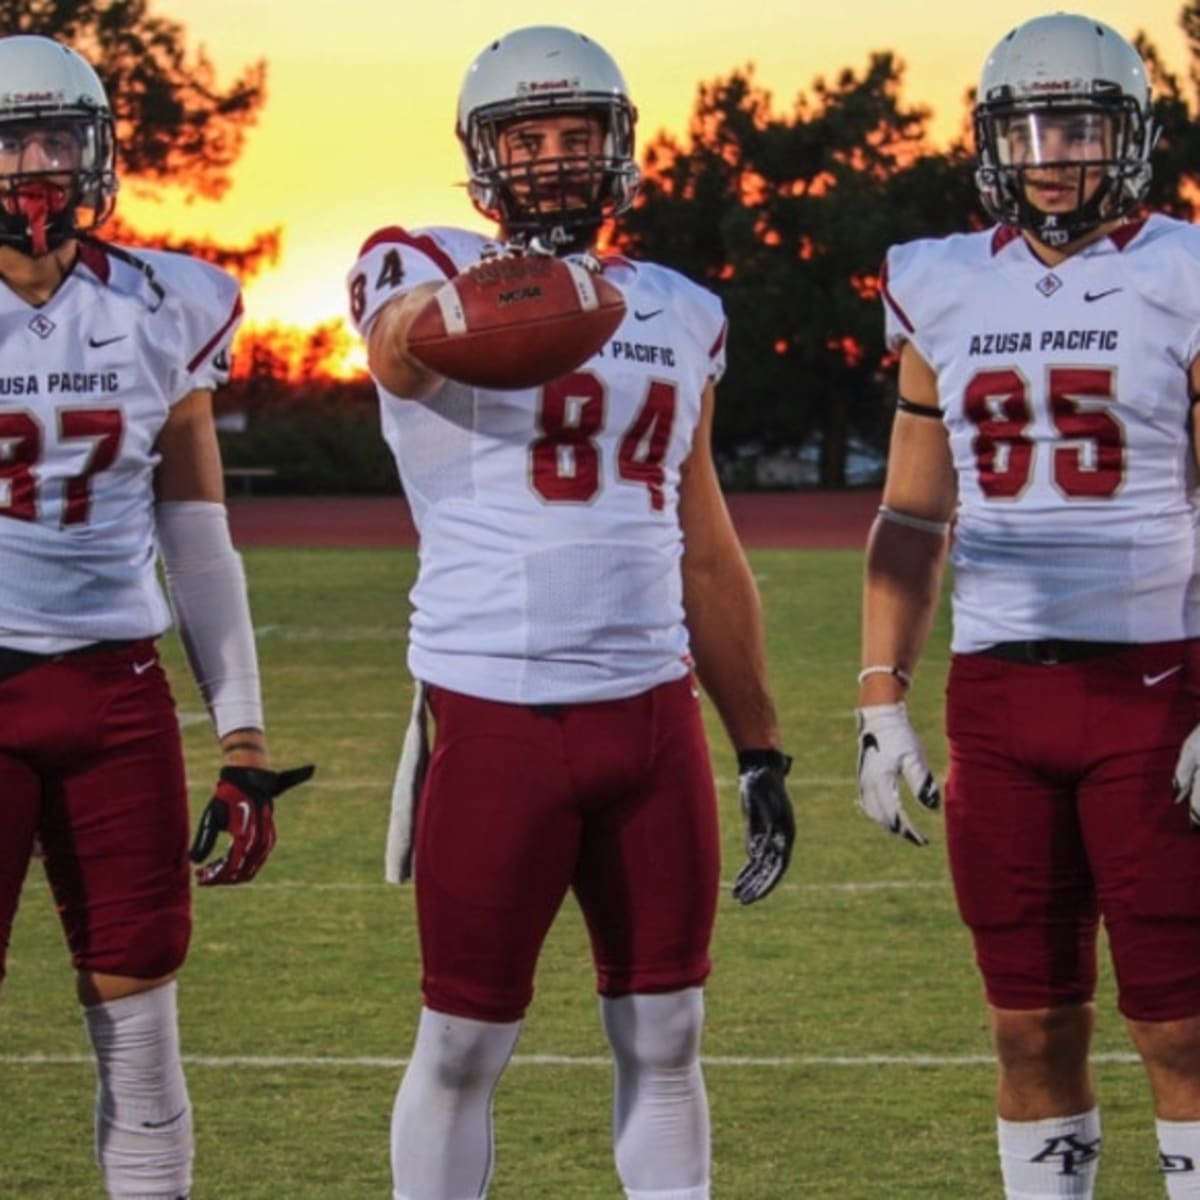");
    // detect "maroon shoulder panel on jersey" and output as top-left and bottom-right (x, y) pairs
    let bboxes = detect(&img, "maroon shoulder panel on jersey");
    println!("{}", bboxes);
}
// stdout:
(76, 239), (111, 283)
(990, 225), (1021, 254)
(357, 227), (458, 280)
(1109, 217), (1148, 251)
